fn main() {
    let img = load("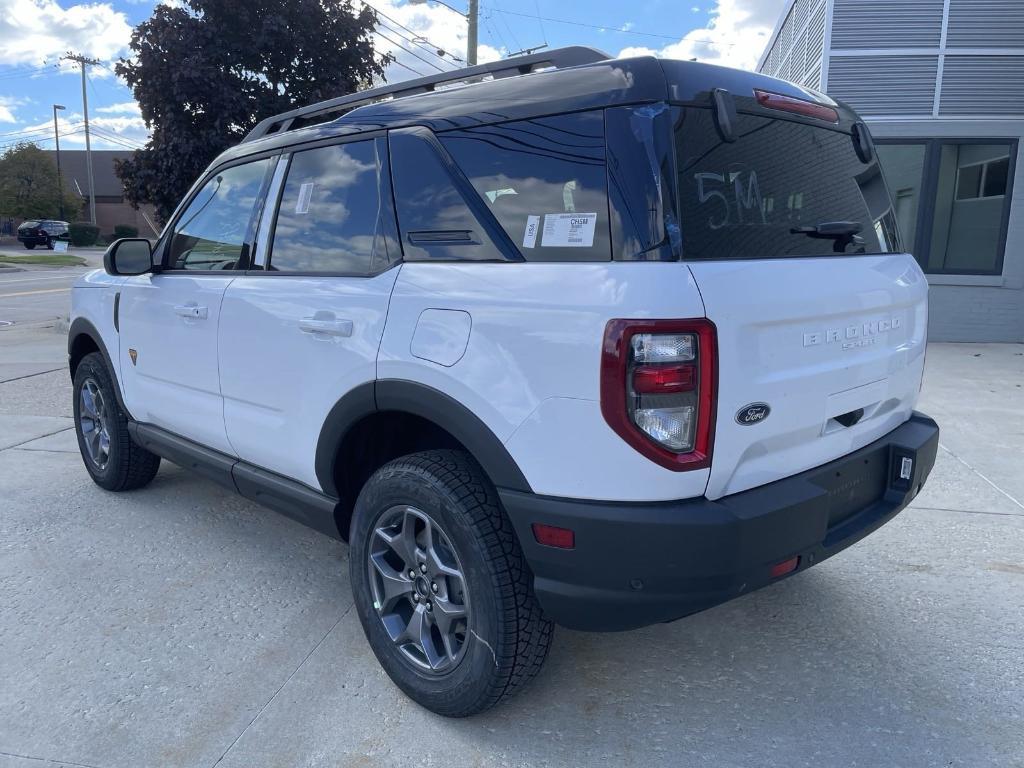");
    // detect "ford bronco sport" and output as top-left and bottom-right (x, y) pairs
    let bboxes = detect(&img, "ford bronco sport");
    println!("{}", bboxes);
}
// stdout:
(68, 48), (940, 717)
